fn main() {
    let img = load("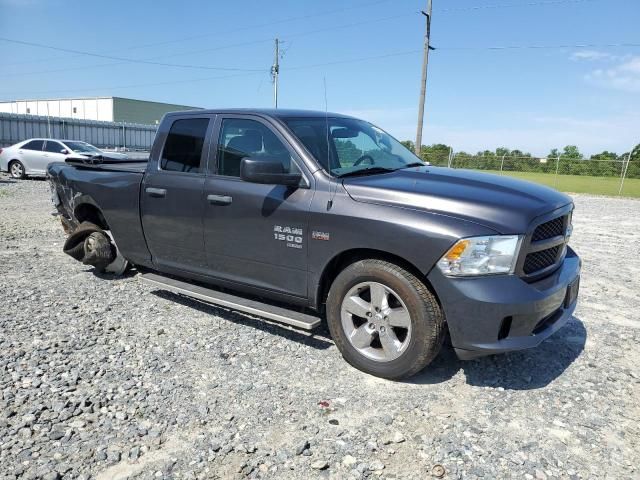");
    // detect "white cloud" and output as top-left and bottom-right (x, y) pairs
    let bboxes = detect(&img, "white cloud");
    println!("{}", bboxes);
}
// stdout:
(585, 56), (640, 93)
(571, 50), (614, 62)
